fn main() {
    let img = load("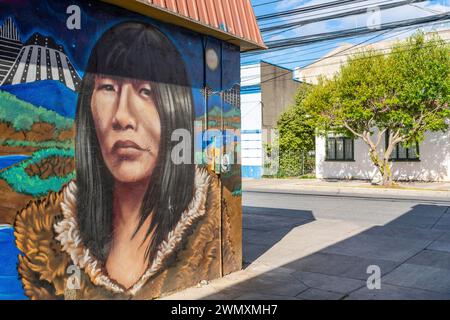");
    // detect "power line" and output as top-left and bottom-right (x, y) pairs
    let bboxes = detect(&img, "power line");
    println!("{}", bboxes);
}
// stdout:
(243, 29), (393, 84)
(253, 0), (284, 8)
(265, 12), (450, 48)
(242, 18), (450, 84)
(293, 37), (450, 76)
(260, 0), (427, 33)
(243, 28), (423, 70)
(409, 3), (445, 14)
(250, 26), (450, 70)
(252, 28), (394, 85)
(244, 12), (450, 57)
(287, 38), (450, 82)
(248, 28), (447, 79)
(256, 0), (368, 21)
(257, 0), (389, 28)
(243, 17), (450, 69)
(241, 41), (448, 91)
(246, 6), (399, 64)
(242, 40), (349, 66)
